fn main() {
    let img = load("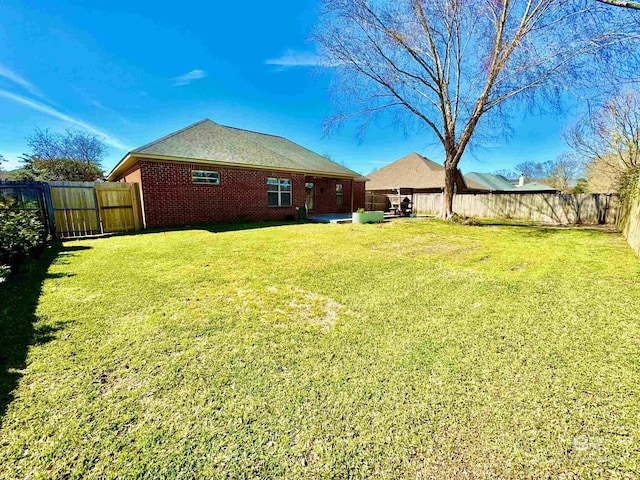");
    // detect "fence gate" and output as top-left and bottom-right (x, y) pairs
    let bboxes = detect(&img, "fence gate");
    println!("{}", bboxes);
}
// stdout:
(365, 192), (390, 211)
(95, 182), (142, 233)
